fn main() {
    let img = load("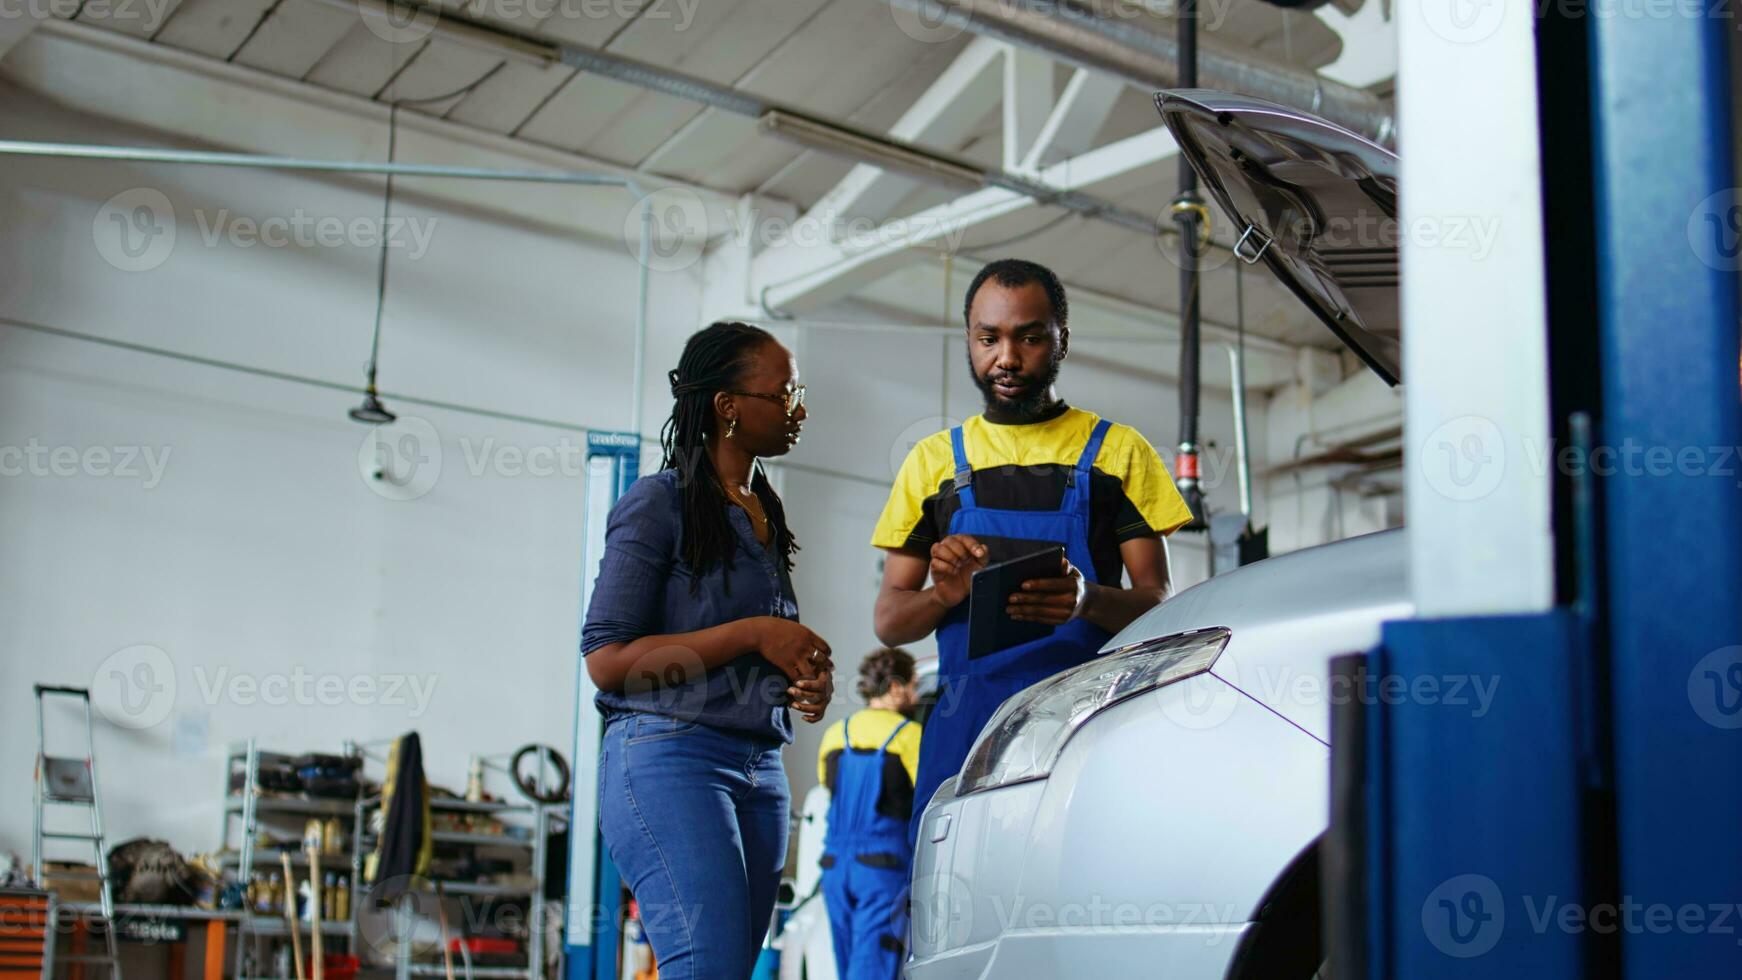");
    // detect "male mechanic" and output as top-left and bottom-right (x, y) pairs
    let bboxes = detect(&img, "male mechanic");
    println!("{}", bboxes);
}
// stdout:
(816, 647), (923, 979)
(871, 258), (1193, 835)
